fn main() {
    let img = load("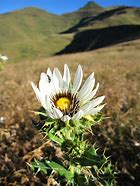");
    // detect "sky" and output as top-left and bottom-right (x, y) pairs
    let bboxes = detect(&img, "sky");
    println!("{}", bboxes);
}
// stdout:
(0, 0), (140, 15)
